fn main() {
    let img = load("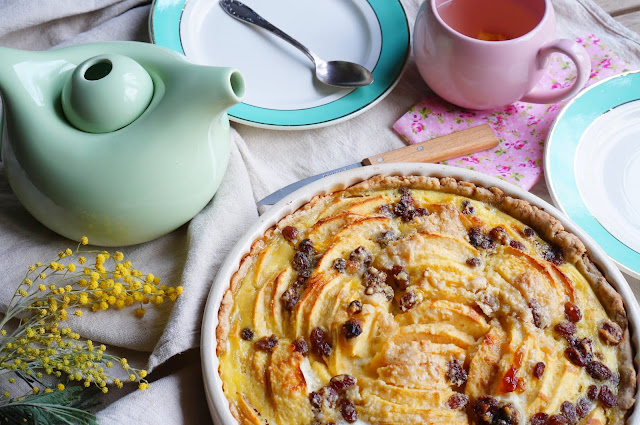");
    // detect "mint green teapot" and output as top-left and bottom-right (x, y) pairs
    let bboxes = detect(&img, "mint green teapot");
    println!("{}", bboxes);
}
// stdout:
(0, 42), (245, 246)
